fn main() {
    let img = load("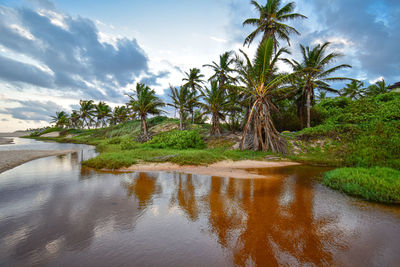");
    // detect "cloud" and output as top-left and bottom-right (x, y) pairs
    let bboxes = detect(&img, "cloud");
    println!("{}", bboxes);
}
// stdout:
(0, 99), (64, 122)
(0, 2), (149, 101)
(139, 71), (170, 86)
